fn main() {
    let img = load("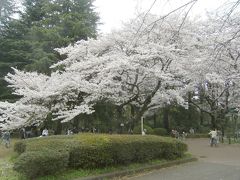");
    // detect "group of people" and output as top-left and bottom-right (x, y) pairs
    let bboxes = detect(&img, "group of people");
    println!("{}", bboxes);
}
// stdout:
(171, 129), (187, 140)
(0, 126), (224, 149)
